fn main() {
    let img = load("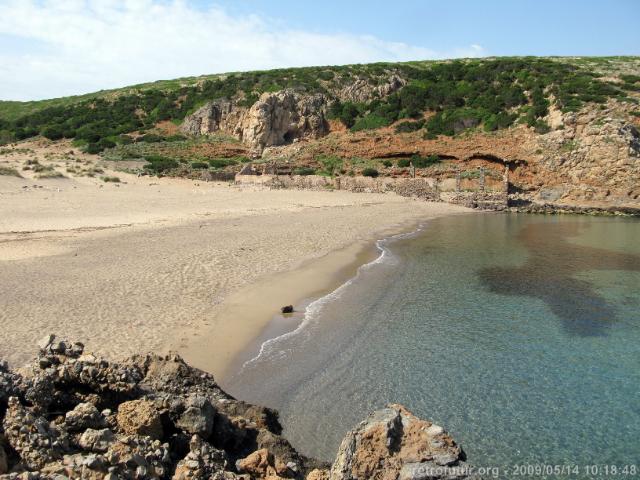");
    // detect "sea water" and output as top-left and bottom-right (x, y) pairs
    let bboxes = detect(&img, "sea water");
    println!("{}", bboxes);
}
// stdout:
(224, 213), (640, 473)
